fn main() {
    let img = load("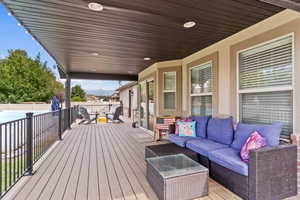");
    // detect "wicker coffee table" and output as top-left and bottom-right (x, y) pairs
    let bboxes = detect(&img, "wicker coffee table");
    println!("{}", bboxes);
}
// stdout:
(145, 143), (199, 162)
(146, 154), (208, 200)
